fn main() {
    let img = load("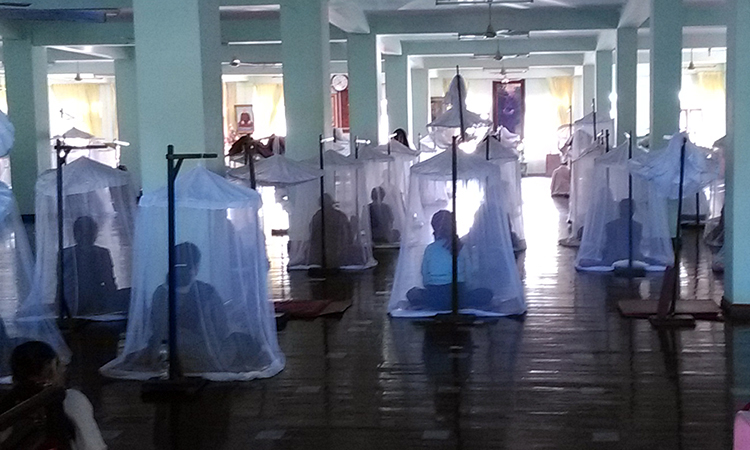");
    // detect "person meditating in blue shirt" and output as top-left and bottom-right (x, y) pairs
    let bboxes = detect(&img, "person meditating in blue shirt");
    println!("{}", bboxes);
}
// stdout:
(406, 210), (492, 311)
